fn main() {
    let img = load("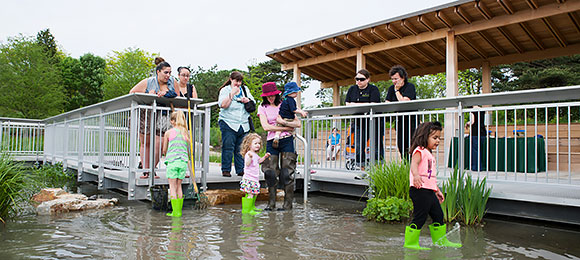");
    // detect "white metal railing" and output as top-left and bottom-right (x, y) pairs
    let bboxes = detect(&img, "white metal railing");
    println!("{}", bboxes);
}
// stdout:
(300, 85), (580, 193)
(0, 117), (44, 159)
(42, 93), (210, 200)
